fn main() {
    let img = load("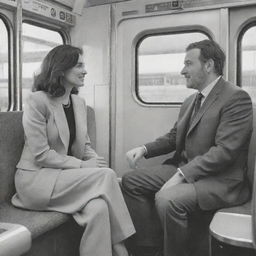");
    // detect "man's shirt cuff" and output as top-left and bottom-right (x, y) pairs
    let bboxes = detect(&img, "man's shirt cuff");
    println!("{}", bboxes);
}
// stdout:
(142, 145), (148, 156)
(177, 168), (187, 182)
